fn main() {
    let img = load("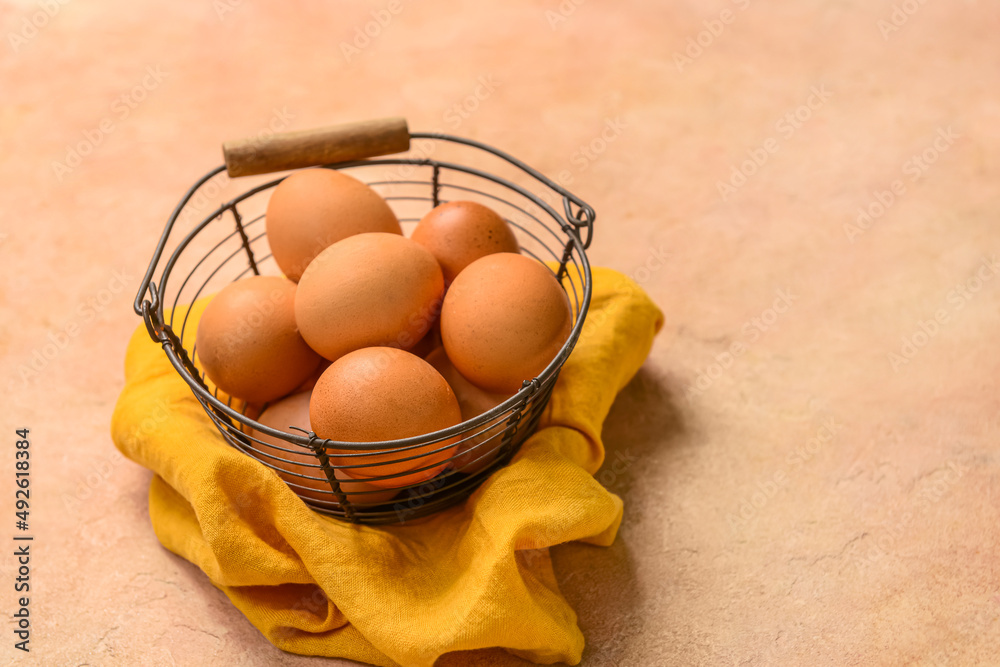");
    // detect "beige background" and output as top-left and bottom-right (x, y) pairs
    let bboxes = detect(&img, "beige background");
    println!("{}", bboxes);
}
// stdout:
(2, 0), (999, 665)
